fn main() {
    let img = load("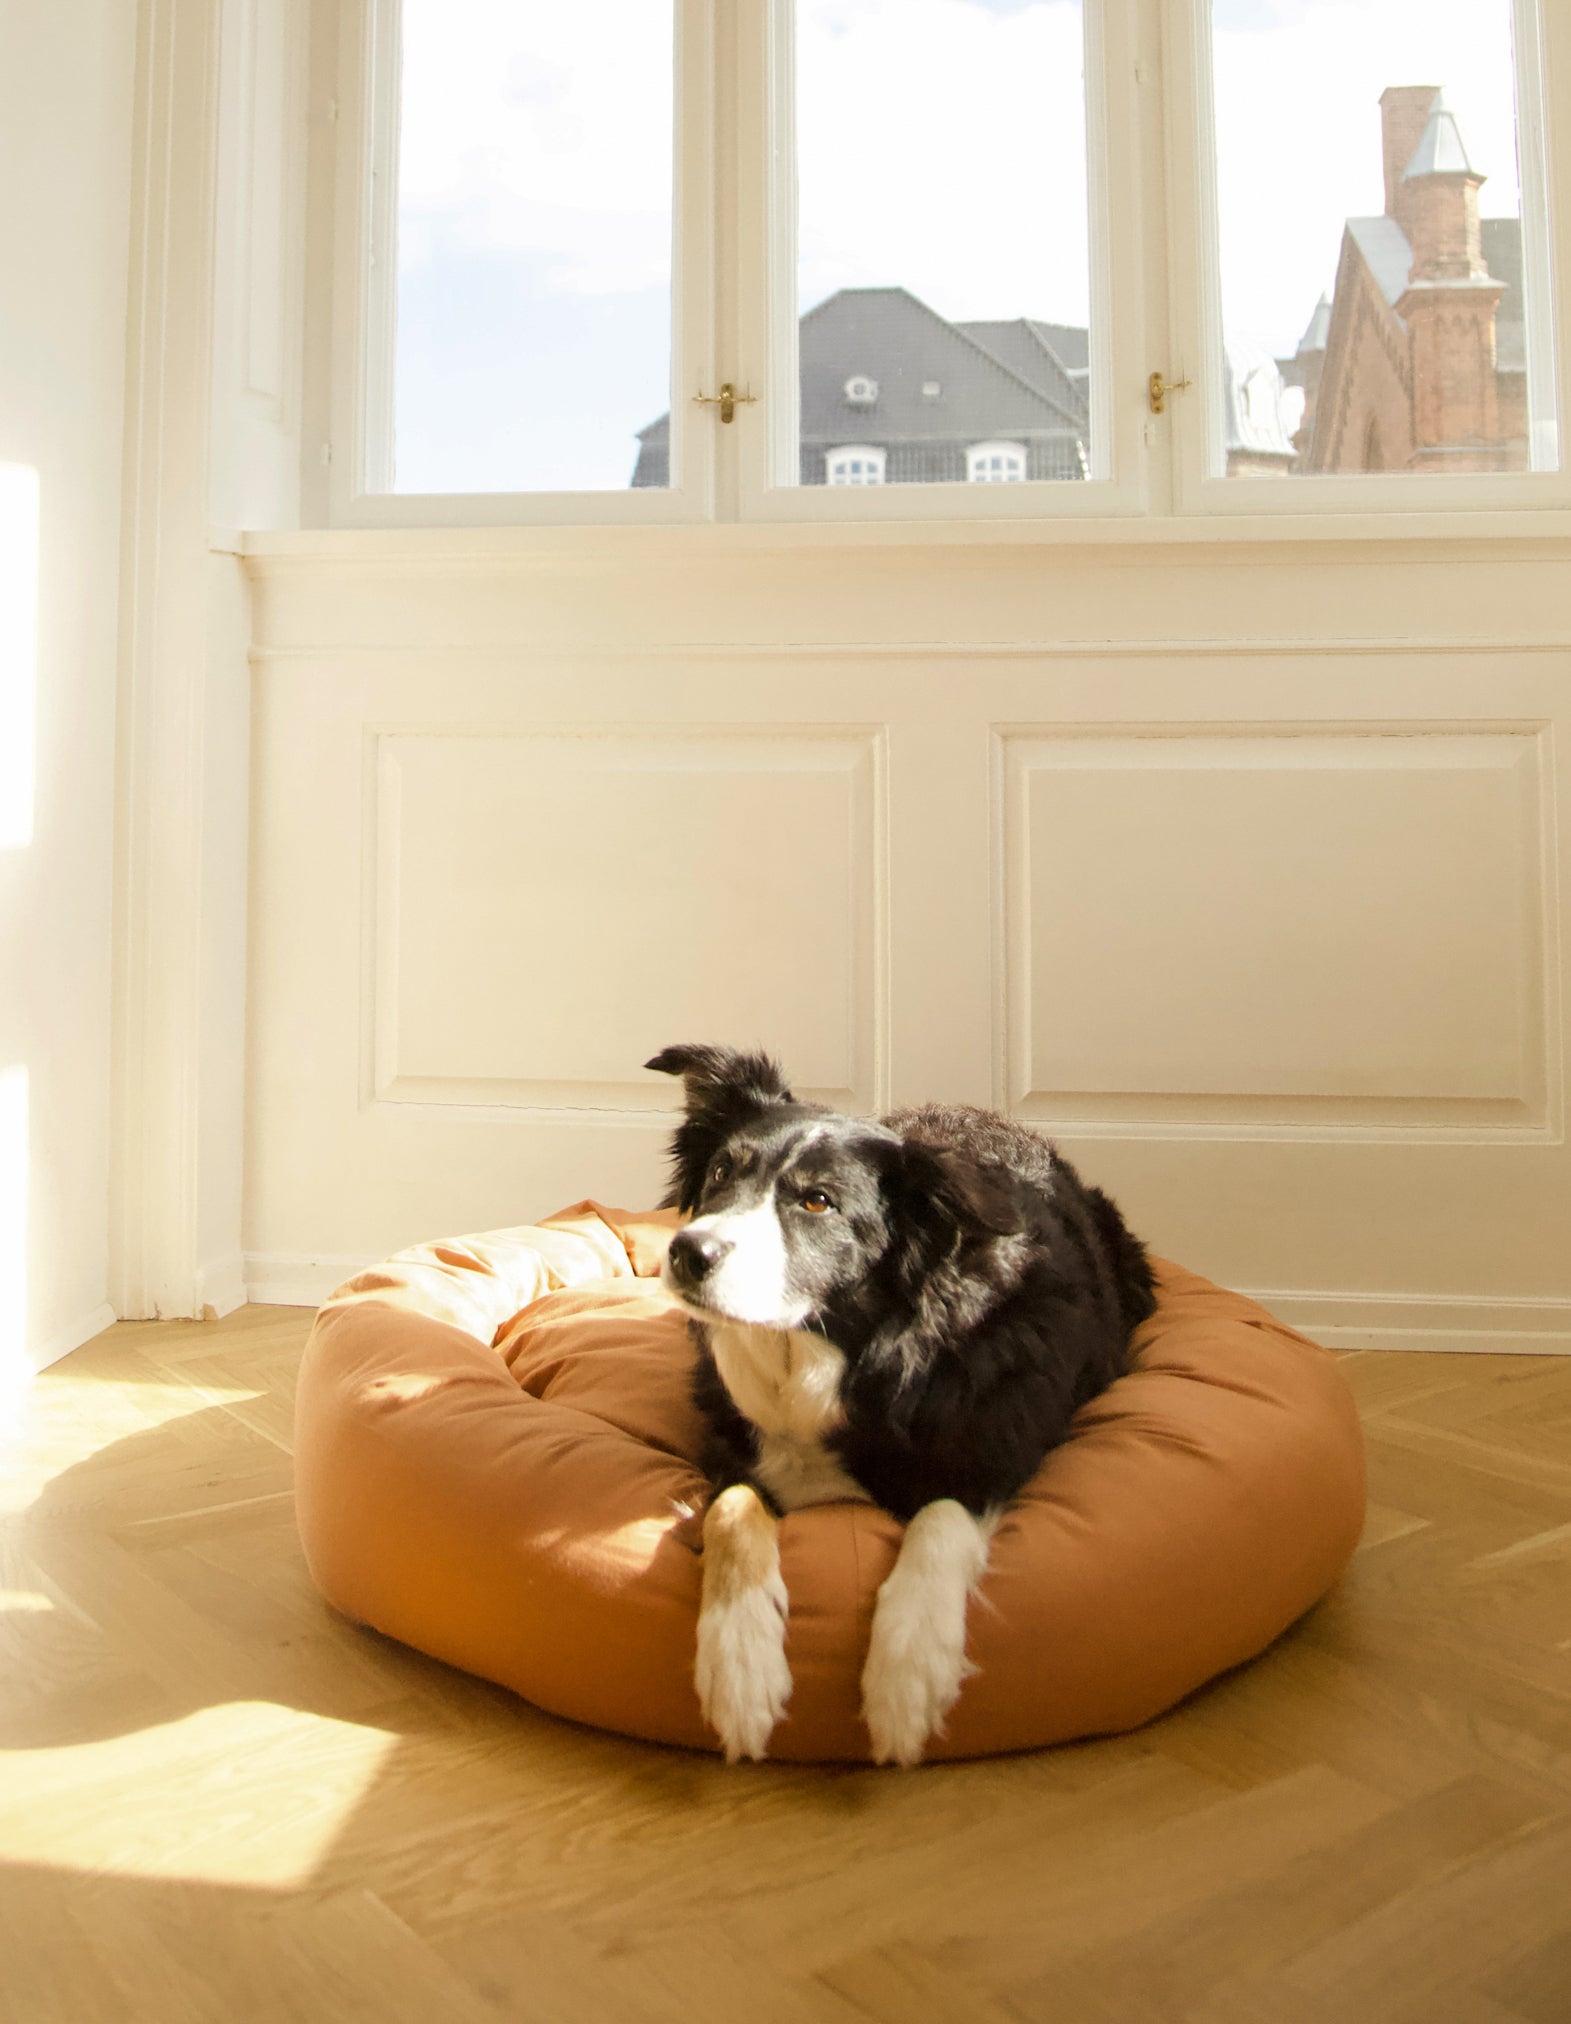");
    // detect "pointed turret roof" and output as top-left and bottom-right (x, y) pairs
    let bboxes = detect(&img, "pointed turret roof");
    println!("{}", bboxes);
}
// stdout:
(1403, 93), (1478, 179)
(1296, 294), (1332, 355)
